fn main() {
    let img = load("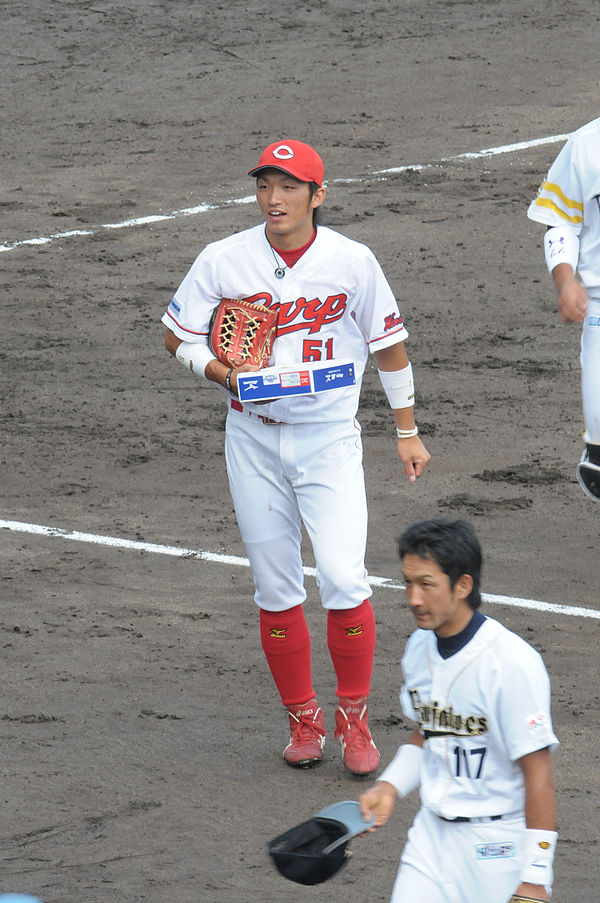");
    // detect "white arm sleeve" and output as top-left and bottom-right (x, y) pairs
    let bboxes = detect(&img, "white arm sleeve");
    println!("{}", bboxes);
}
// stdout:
(379, 743), (423, 797)
(544, 226), (580, 274)
(175, 341), (217, 380)
(377, 363), (415, 409)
